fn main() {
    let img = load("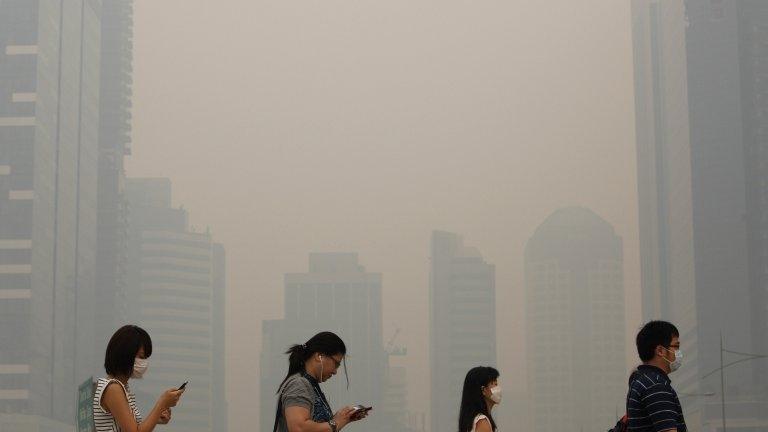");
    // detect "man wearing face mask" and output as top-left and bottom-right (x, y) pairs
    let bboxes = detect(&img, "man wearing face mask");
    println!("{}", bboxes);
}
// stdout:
(626, 321), (687, 432)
